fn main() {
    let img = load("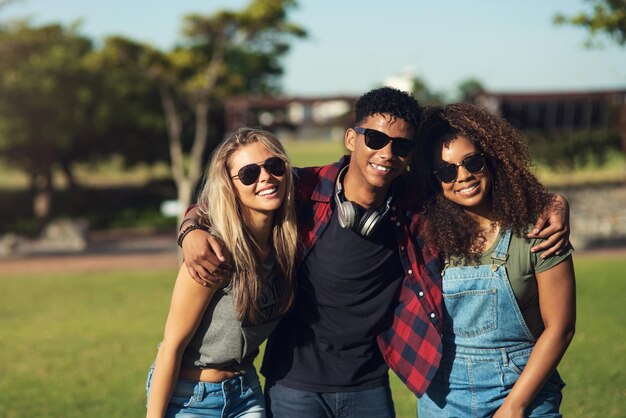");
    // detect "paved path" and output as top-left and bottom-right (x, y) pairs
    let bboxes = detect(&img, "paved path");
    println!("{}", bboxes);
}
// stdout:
(1, 230), (624, 277)
(0, 230), (179, 276)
